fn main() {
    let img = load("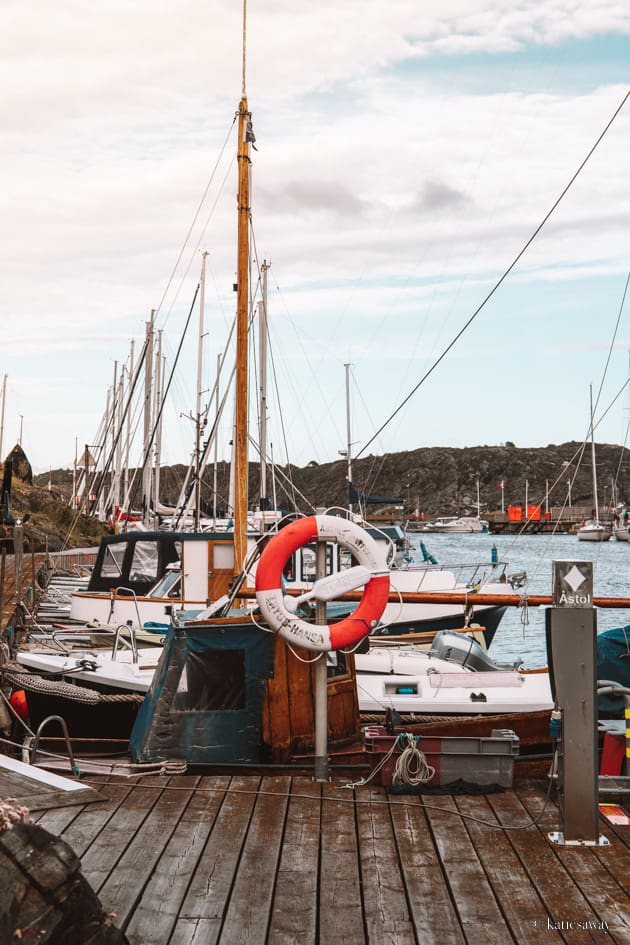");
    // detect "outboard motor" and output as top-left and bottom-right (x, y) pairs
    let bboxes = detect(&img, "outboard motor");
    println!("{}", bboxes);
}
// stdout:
(429, 629), (522, 672)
